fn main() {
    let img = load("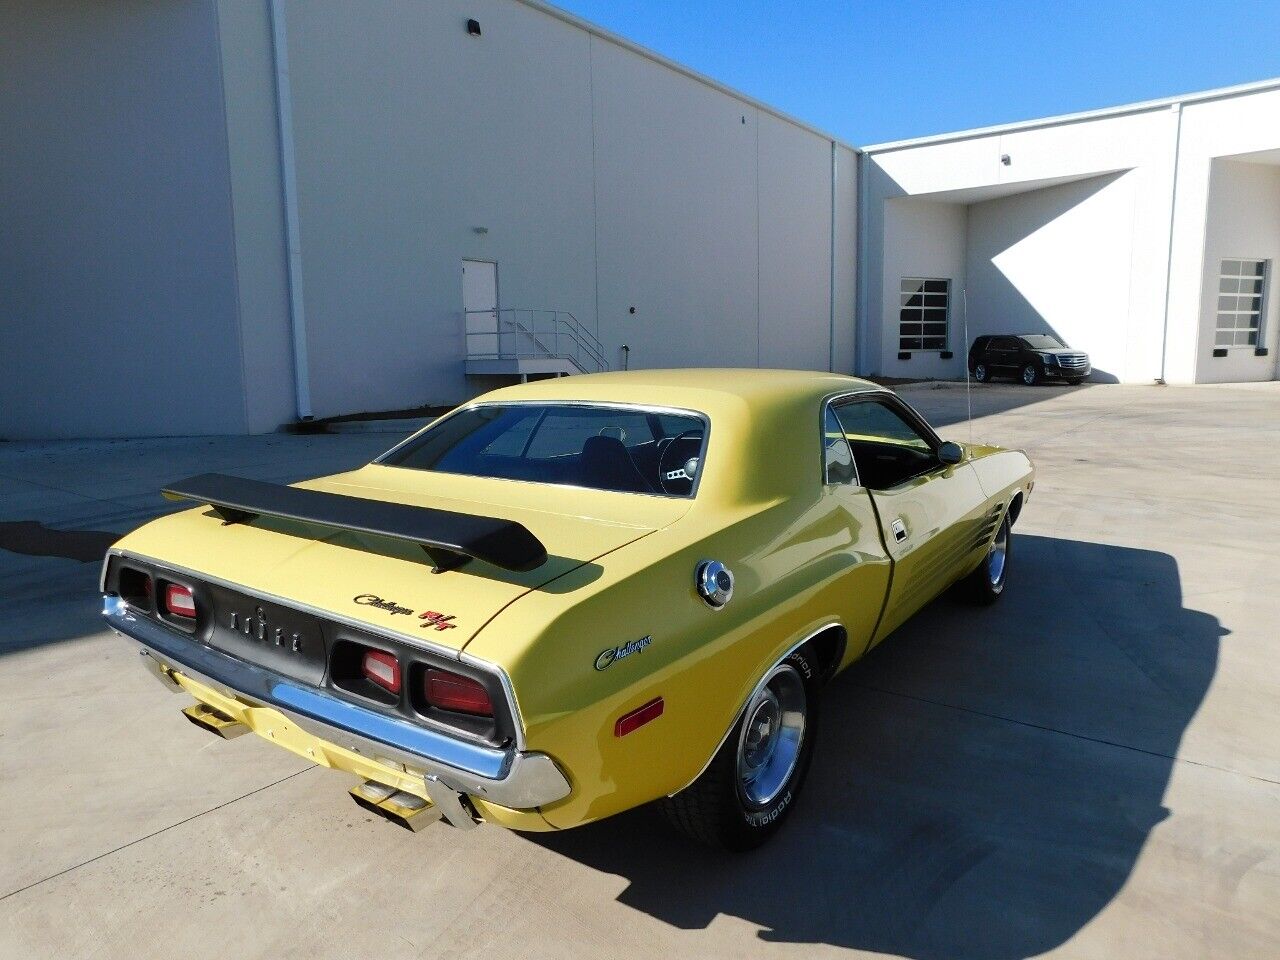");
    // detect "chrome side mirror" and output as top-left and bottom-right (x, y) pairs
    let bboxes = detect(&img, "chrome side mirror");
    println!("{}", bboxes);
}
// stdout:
(937, 441), (964, 465)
